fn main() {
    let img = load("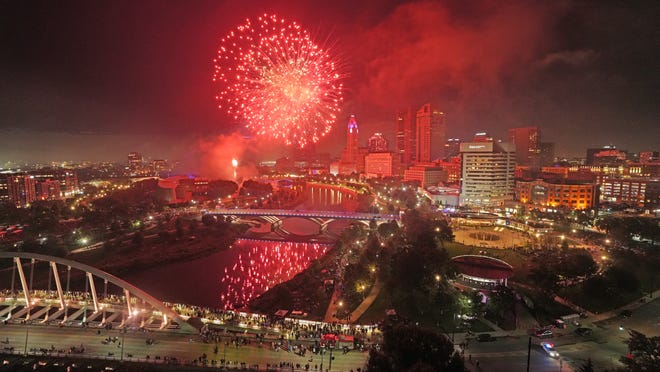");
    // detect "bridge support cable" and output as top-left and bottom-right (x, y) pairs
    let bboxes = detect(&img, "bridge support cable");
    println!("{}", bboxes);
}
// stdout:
(66, 266), (71, 293)
(87, 272), (99, 313)
(29, 259), (35, 293)
(47, 308), (65, 323)
(14, 257), (32, 313)
(50, 262), (65, 309)
(29, 306), (49, 321)
(124, 288), (132, 317)
(47, 262), (52, 292)
(0, 305), (15, 320)
(11, 260), (16, 296)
